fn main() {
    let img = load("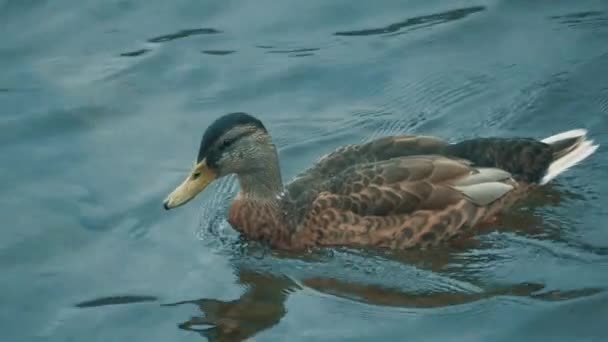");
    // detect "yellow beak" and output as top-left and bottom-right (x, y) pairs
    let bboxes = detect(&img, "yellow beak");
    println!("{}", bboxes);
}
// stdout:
(163, 160), (216, 210)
